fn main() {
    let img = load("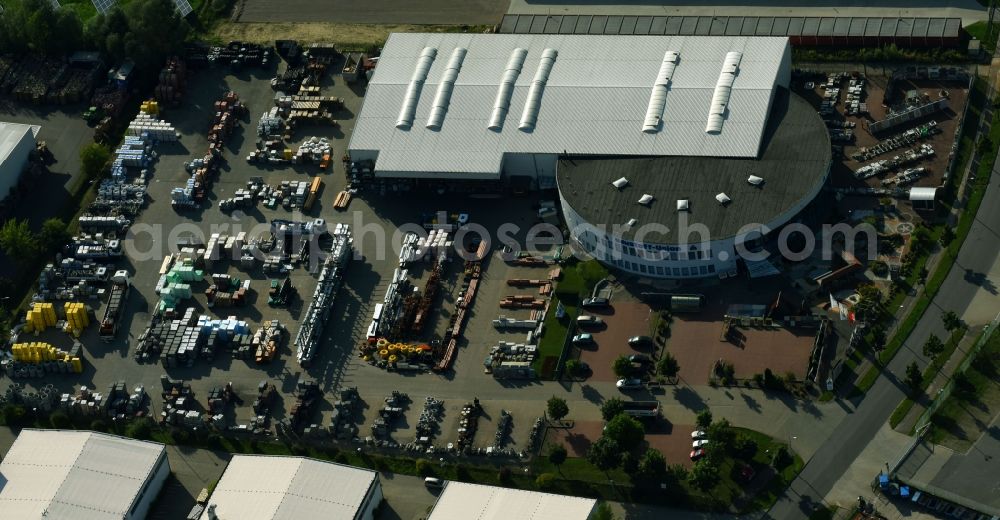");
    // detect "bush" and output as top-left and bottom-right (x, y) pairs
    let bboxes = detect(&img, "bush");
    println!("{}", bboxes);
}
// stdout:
(535, 472), (556, 490)
(733, 436), (758, 460)
(416, 459), (434, 476)
(49, 411), (73, 429)
(89, 419), (109, 432)
(621, 452), (639, 474)
(0, 404), (28, 428)
(498, 466), (512, 483)
(125, 418), (153, 440)
(771, 445), (792, 469)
